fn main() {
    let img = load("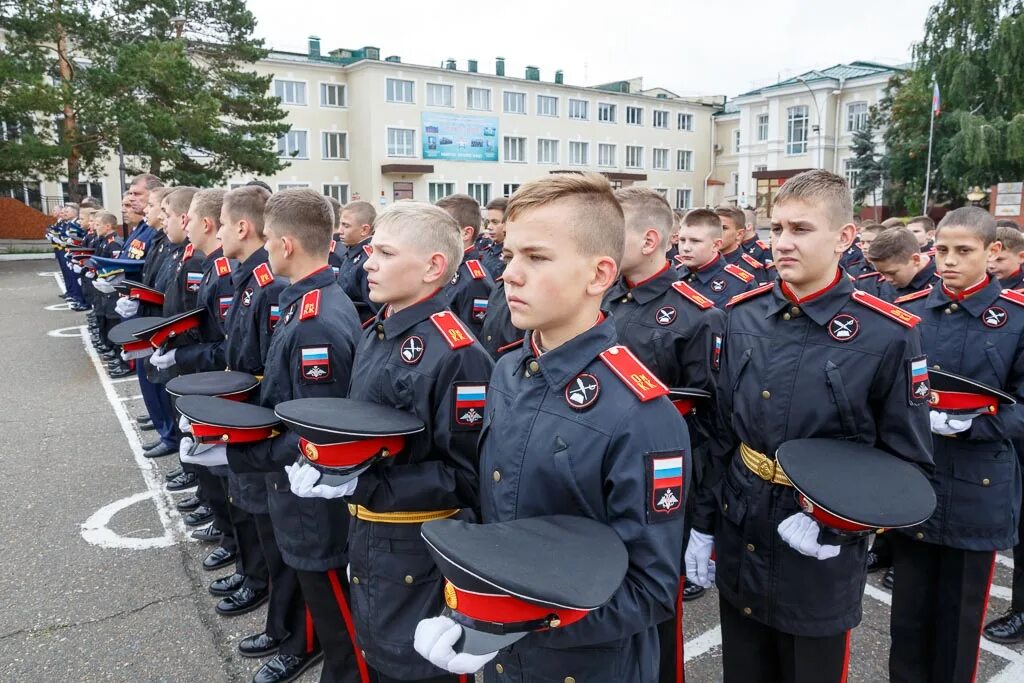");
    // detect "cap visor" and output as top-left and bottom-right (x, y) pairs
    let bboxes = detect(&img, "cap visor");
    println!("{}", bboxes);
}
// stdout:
(454, 623), (527, 656)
